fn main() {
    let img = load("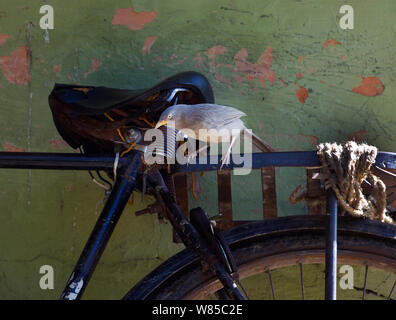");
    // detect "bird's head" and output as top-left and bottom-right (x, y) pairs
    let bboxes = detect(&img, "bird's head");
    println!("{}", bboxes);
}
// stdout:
(155, 106), (181, 129)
